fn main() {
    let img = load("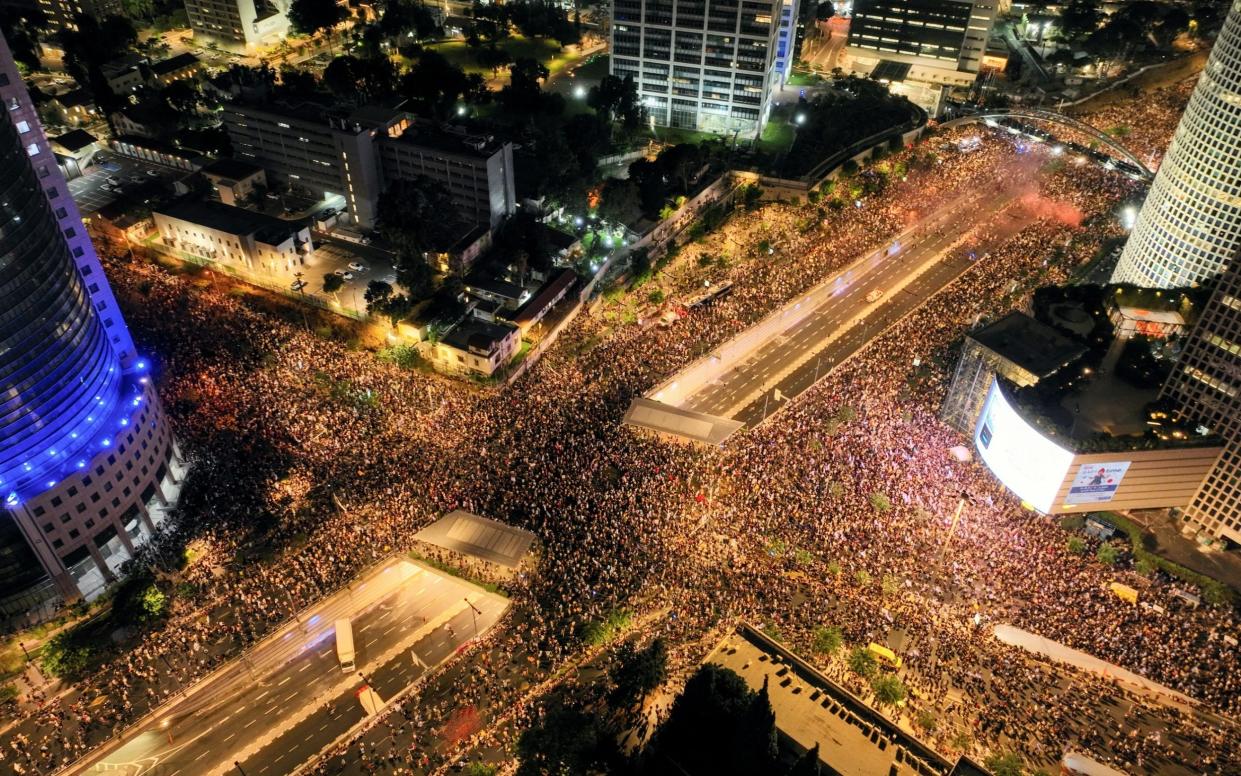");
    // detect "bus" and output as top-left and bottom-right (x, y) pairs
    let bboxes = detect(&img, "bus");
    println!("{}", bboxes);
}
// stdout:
(335, 618), (356, 672)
